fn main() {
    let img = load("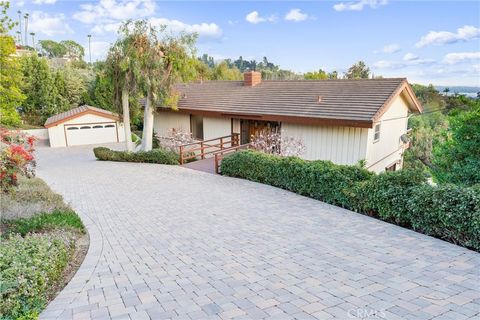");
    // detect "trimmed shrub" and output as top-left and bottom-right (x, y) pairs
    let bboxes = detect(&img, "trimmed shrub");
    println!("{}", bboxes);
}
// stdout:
(0, 233), (73, 319)
(93, 147), (179, 165)
(408, 184), (480, 250)
(355, 169), (427, 226)
(221, 150), (373, 208)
